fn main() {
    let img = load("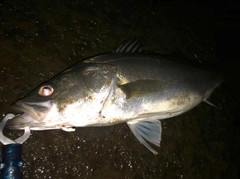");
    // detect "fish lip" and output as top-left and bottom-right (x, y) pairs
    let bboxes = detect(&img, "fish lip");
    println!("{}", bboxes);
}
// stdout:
(7, 100), (53, 129)
(11, 101), (32, 114)
(11, 100), (50, 114)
